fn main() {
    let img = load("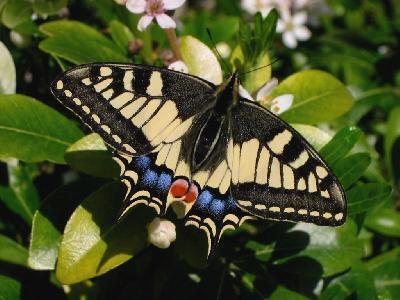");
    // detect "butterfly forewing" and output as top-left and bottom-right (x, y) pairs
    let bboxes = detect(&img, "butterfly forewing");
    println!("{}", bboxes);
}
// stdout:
(230, 99), (346, 226)
(51, 64), (215, 156)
